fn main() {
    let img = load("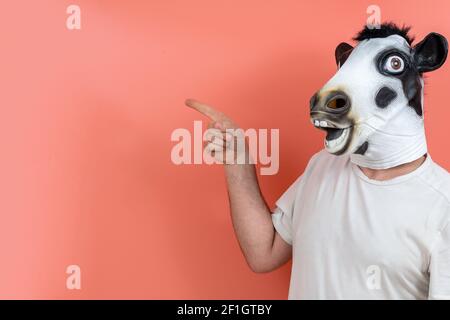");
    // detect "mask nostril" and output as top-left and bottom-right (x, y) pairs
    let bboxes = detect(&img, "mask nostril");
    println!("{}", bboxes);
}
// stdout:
(327, 97), (347, 109)
(310, 93), (319, 111)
